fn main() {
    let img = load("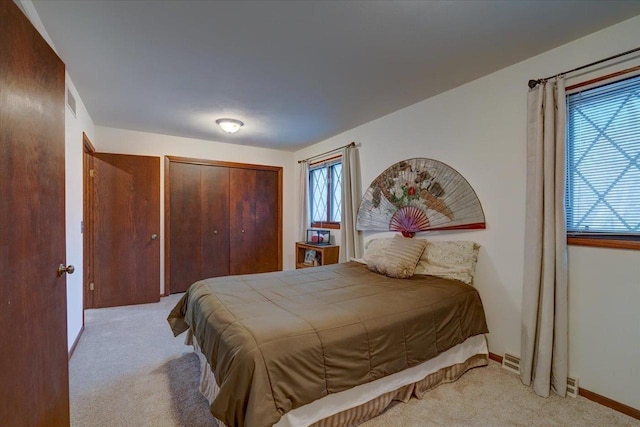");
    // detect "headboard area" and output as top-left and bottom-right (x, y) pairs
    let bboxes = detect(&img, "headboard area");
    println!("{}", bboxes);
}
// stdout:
(356, 158), (485, 237)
